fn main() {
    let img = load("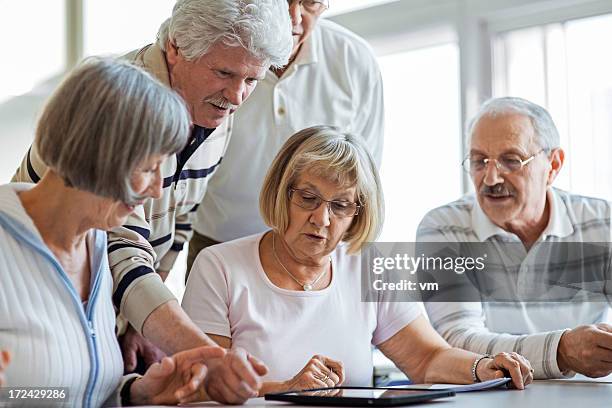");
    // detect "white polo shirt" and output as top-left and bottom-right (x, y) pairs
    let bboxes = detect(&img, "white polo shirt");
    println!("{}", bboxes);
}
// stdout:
(192, 19), (384, 242)
(417, 187), (612, 379)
